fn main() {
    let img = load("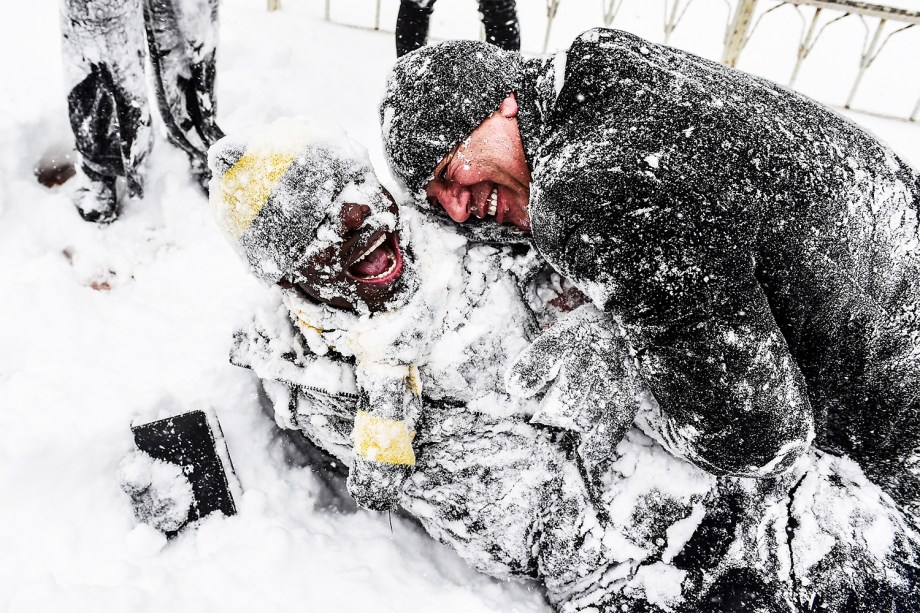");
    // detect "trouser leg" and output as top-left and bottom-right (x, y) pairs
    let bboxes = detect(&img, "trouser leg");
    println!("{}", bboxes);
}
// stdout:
(821, 337), (920, 524)
(477, 0), (519, 51)
(61, 0), (151, 201)
(395, 0), (434, 57)
(401, 405), (635, 602)
(143, 0), (224, 189)
(537, 462), (622, 610)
